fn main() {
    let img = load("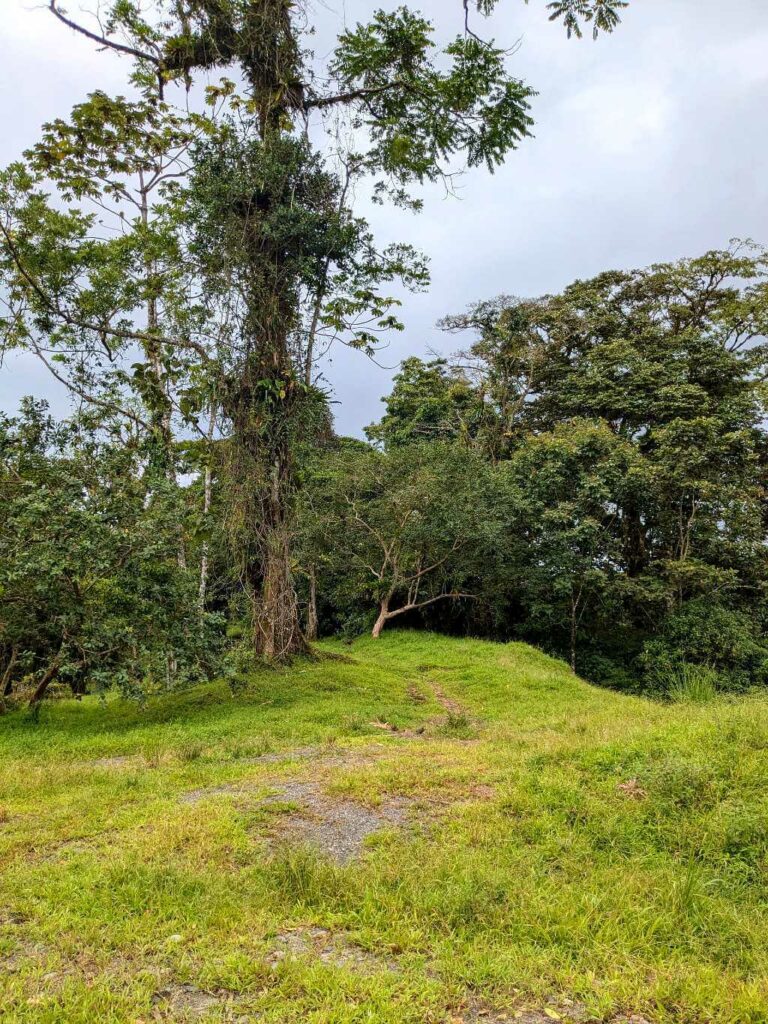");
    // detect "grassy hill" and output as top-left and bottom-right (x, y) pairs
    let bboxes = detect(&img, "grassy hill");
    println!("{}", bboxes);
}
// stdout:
(1, 633), (768, 1023)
